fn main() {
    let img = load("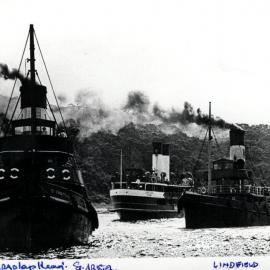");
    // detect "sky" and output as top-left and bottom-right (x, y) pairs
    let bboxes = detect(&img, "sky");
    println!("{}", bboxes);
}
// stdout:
(1, 0), (270, 125)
